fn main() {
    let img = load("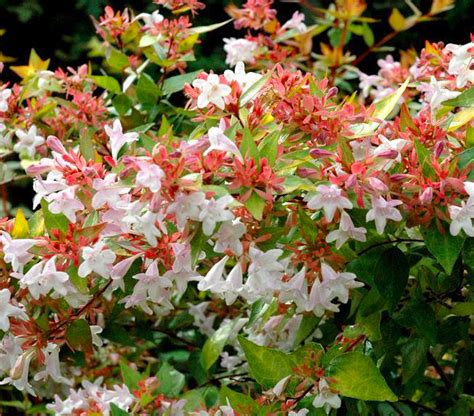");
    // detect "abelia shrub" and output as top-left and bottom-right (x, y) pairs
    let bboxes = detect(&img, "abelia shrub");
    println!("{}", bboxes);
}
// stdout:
(0, 0), (473, 415)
